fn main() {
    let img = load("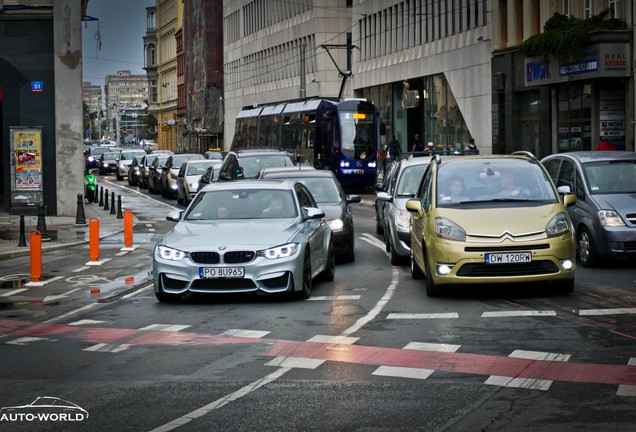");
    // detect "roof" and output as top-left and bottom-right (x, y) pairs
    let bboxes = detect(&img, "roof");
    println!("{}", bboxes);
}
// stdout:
(541, 151), (636, 164)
